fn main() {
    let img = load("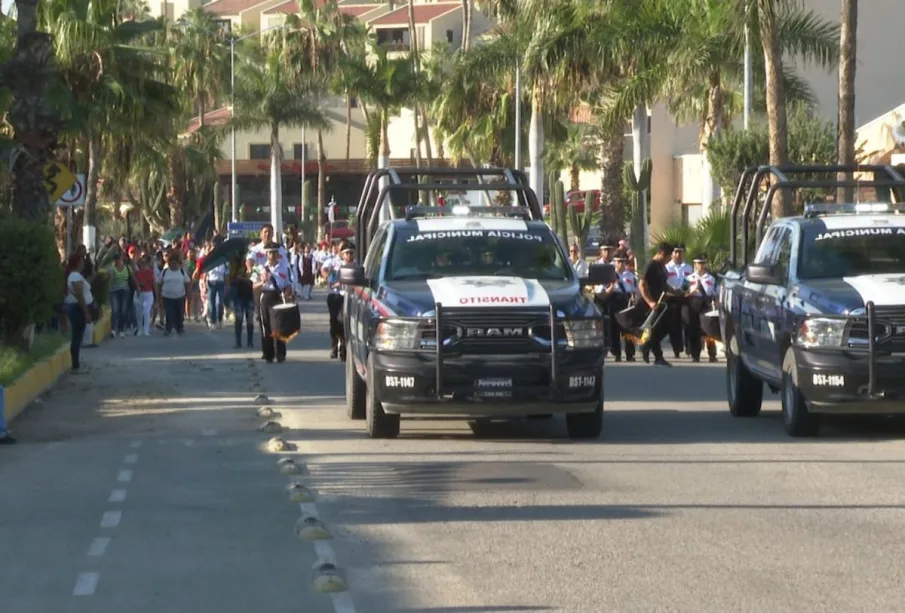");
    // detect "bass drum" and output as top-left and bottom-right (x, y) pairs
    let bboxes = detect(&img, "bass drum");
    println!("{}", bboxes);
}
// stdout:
(271, 303), (301, 342)
(700, 309), (722, 343)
